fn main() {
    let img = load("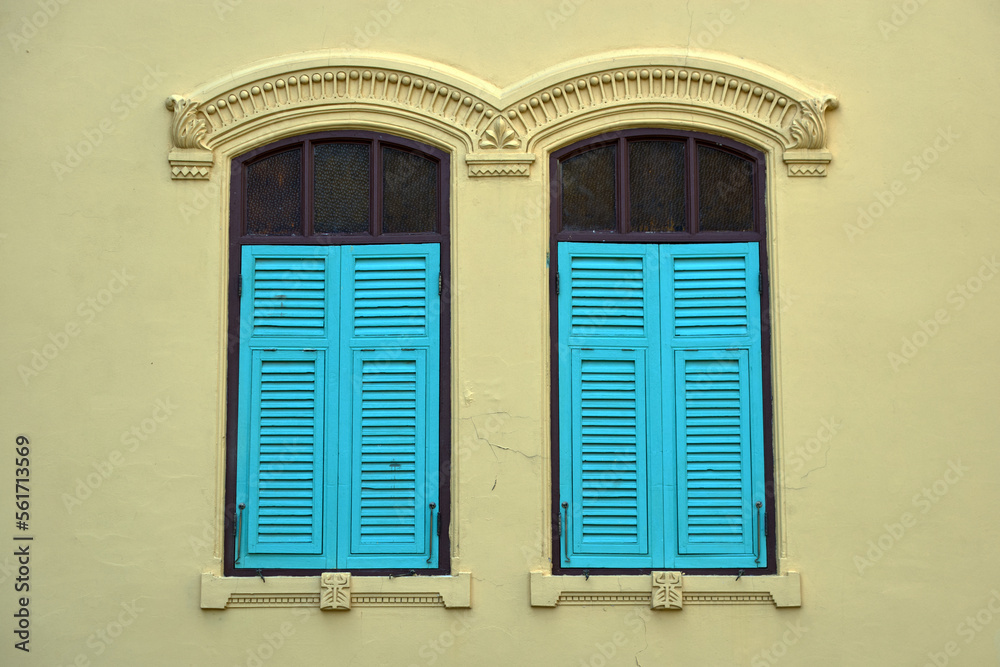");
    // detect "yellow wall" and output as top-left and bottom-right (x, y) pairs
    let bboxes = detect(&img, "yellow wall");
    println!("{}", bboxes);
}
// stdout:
(3, 1), (999, 665)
